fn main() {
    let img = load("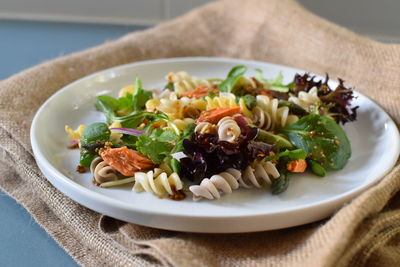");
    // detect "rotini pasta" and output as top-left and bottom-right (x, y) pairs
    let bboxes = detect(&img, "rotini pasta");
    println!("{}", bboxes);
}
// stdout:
(195, 122), (217, 135)
(205, 92), (238, 110)
(288, 87), (321, 112)
(166, 71), (212, 96)
(65, 124), (86, 140)
(189, 168), (241, 200)
(90, 157), (118, 184)
(239, 161), (280, 188)
(133, 168), (183, 198)
(146, 92), (206, 120)
(217, 117), (241, 142)
(254, 96), (298, 131)
(172, 118), (196, 132)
